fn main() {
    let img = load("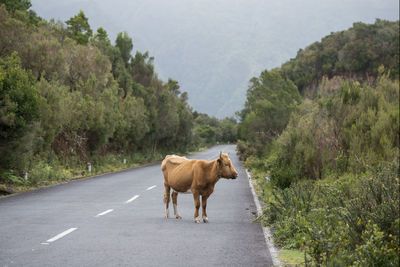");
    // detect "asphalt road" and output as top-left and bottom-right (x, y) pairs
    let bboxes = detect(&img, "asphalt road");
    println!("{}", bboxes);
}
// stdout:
(0, 145), (273, 266)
